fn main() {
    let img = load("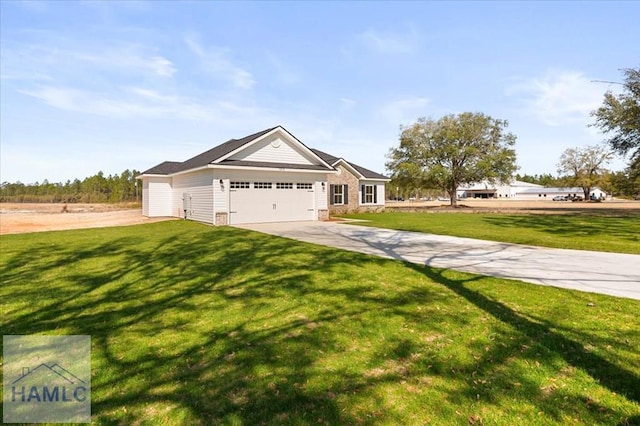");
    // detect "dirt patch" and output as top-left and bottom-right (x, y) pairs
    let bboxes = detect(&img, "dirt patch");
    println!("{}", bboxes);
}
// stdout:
(0, 203), (174, 235)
